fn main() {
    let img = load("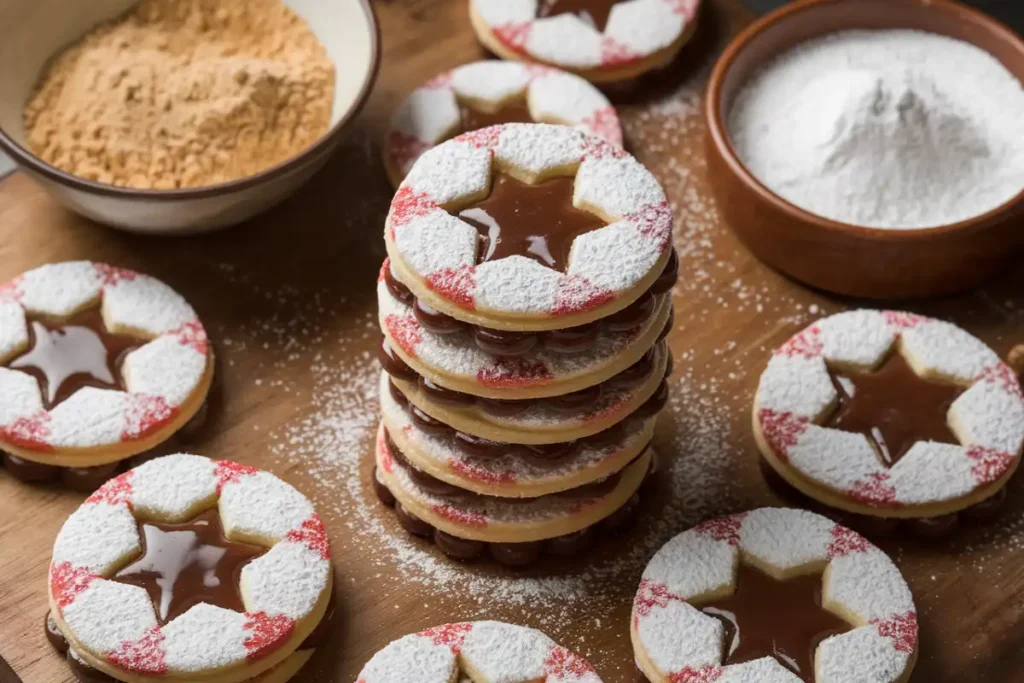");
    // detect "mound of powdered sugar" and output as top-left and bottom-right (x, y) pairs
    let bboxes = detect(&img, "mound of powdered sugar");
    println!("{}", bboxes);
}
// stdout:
(728, 30), (1024, 229)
